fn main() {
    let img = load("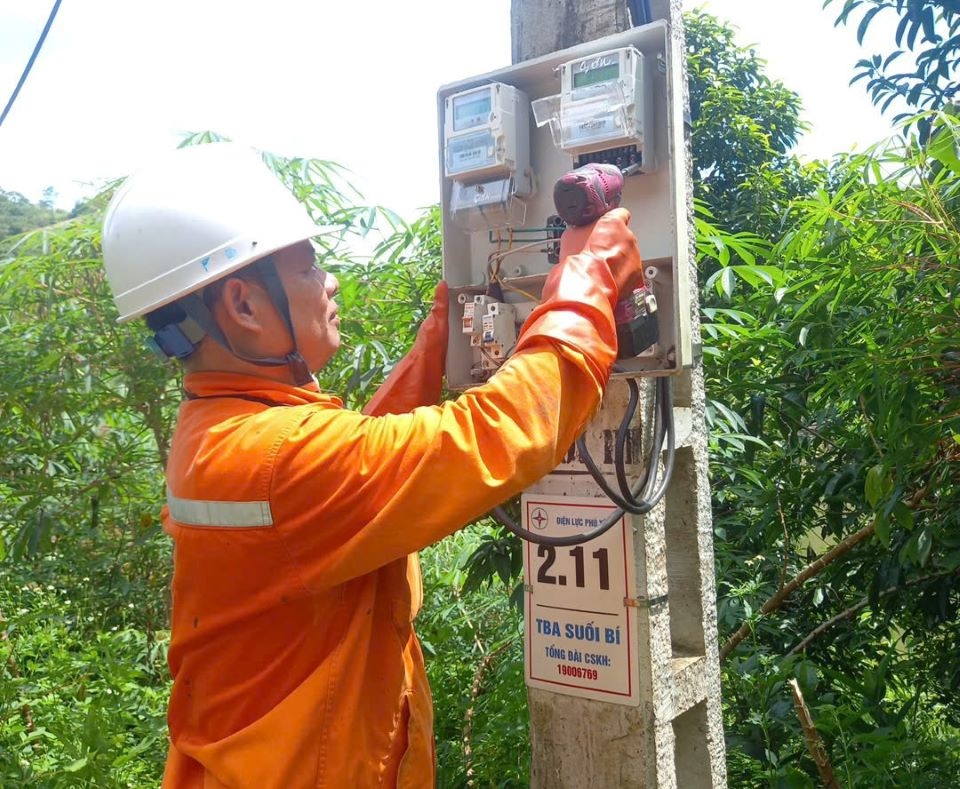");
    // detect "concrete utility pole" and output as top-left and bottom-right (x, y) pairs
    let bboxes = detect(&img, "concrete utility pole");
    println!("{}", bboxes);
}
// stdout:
(511, 1), (728, 786)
